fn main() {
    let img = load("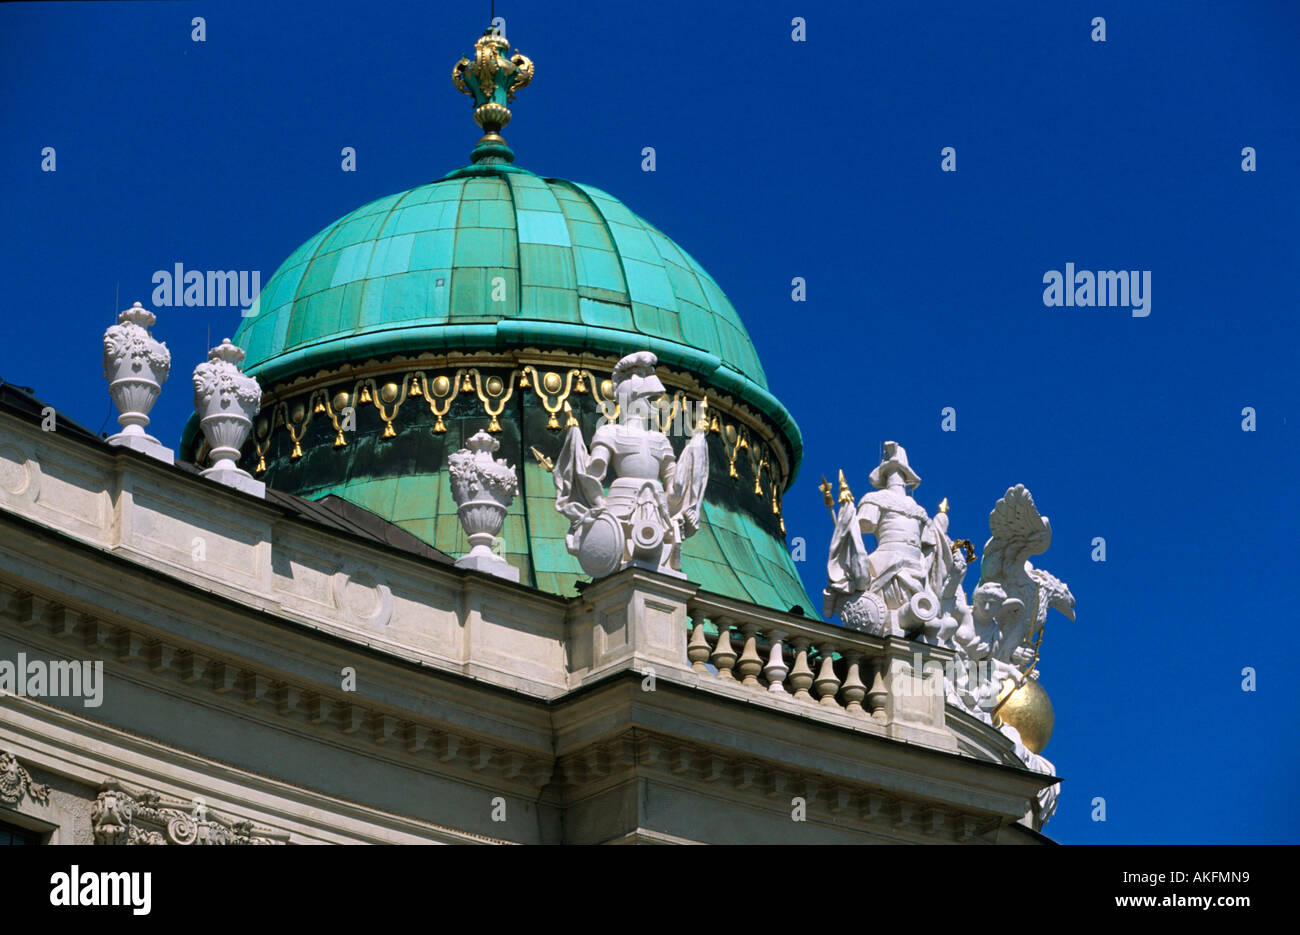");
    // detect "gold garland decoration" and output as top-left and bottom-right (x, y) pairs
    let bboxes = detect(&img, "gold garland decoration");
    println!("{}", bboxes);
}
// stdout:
(248, 363), (789, 524)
